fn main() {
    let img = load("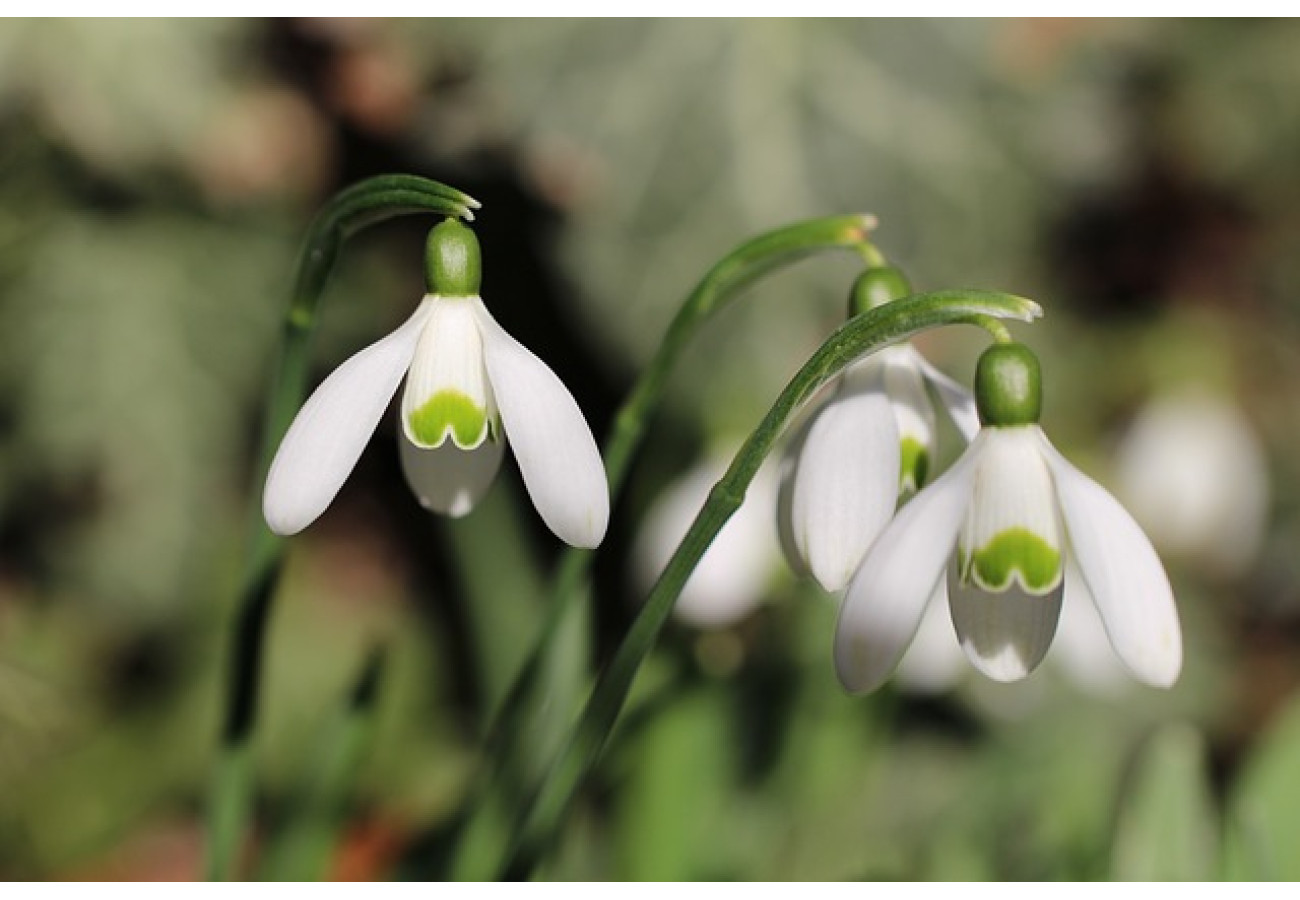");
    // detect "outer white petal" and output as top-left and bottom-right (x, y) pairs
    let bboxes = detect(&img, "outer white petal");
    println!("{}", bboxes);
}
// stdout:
(912, 349), (980, 442)
(1039, 432), (1183, 688)
(263, 300), (434, 535)
(398, 427), (505, 517)
(473, 300), (609, 548)
(834, 435), (981, 693)
(783, 360), (901, 592)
